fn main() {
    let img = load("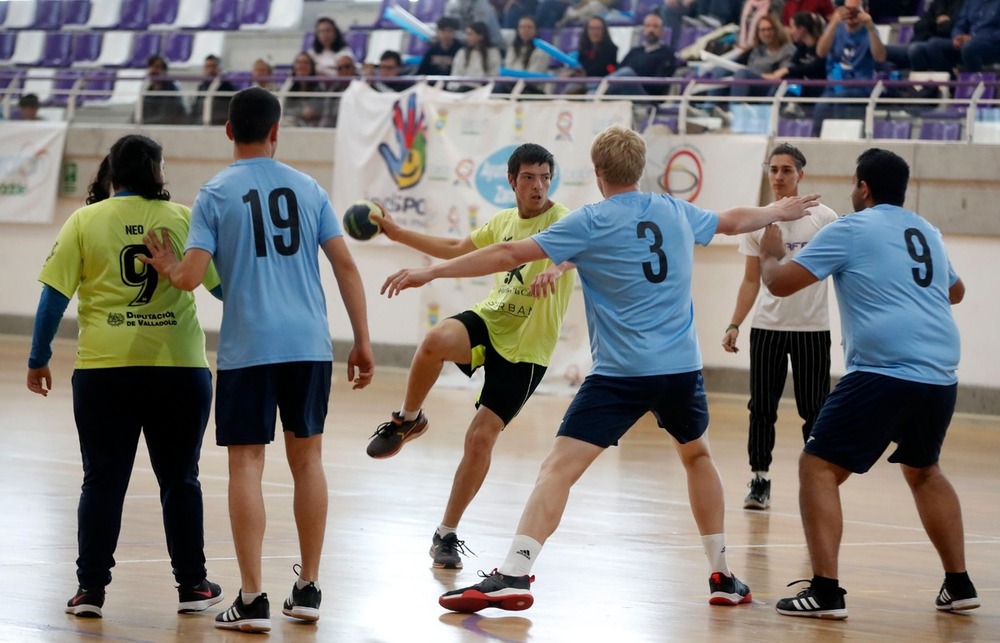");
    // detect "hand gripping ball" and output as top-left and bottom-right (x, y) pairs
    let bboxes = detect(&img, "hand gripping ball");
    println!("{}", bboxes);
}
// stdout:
(342, 200), (384, 241)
